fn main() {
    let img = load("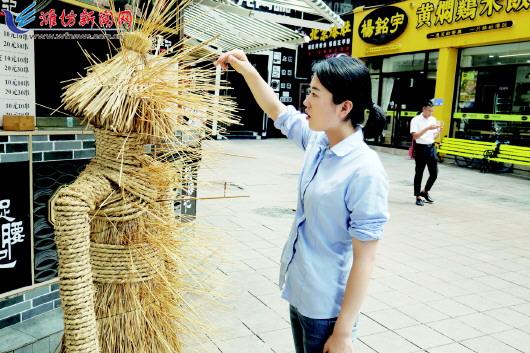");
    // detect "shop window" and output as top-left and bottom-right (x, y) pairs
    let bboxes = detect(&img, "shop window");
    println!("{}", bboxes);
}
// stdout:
(513, 66), (530, 114)
(382, 53), (425, 73)
(457, 68), (517, 114)
(456, 64), (530, 115)
(364, 57), (382, 74)
(455, 52), (530, 146)
(427, 52), (438, 71)
(460, 42), (530, 67)
(371, 75), (379, 105)
(368, 51), (436, 147)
